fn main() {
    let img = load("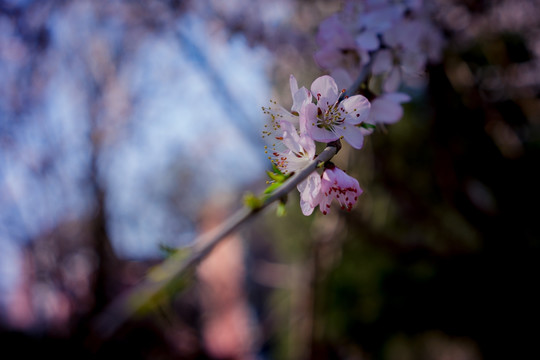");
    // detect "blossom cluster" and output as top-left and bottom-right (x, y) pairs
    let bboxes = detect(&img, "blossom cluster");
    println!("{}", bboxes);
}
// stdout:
(261, 1), (445, 216)
(315, 0), (445, 125)
(262, 74), (369, 216)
